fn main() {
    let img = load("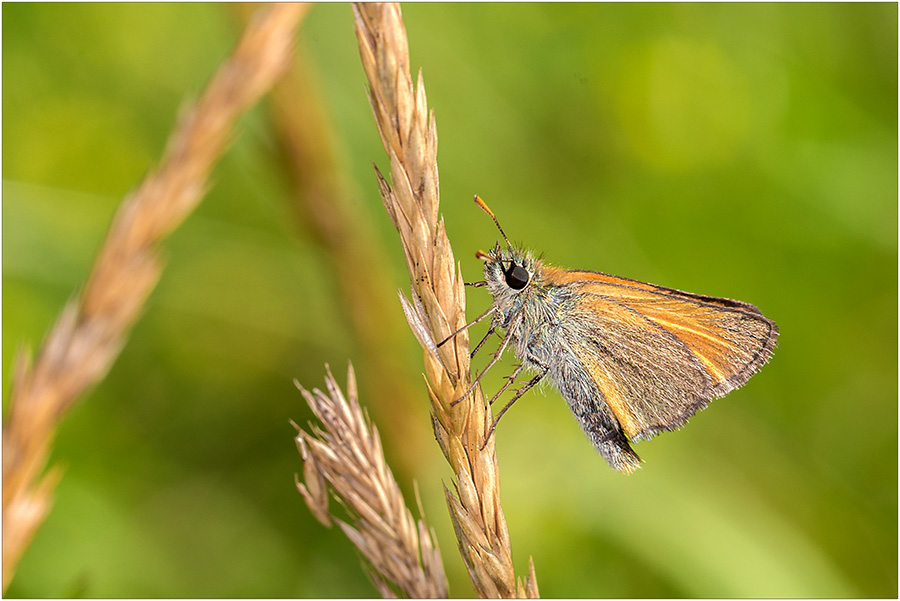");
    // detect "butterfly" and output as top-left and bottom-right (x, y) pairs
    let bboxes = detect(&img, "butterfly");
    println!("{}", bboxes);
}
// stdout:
(445, 196), (779, 473)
